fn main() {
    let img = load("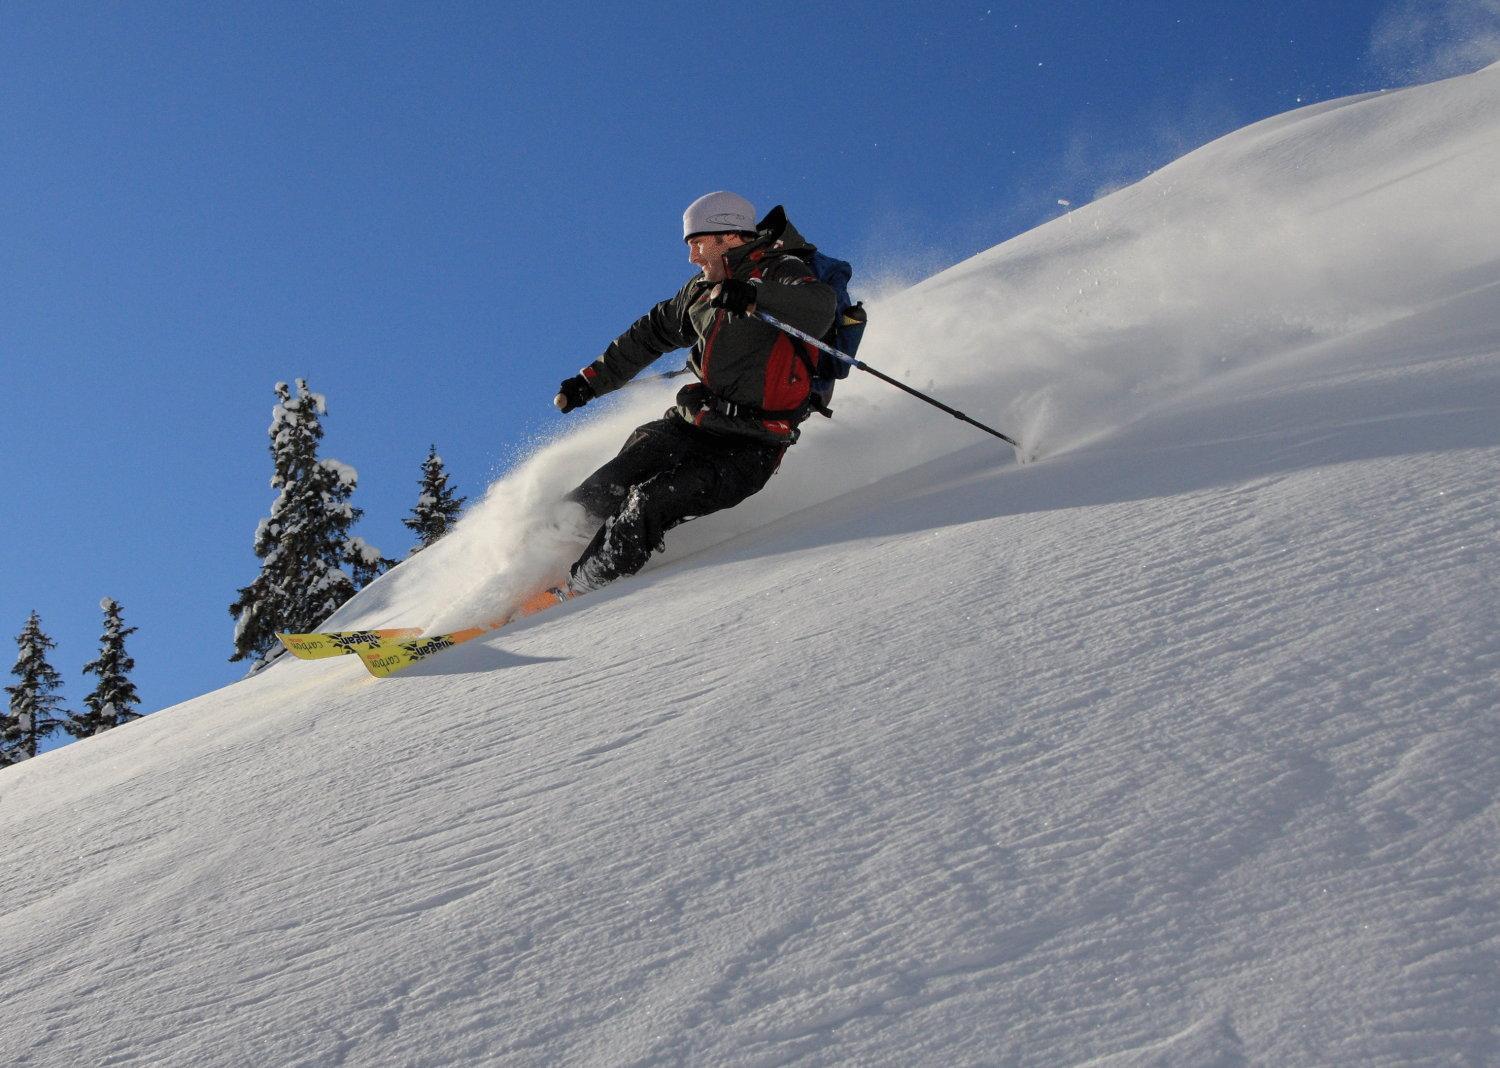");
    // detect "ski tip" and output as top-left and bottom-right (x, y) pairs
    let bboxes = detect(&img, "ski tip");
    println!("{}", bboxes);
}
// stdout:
(358, 634), (459, 678)
(276, 628), (423, 661)
(358, 646), (415, 678)
(276, 632), (354, 660)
